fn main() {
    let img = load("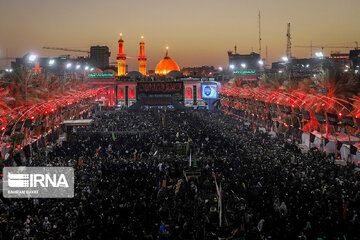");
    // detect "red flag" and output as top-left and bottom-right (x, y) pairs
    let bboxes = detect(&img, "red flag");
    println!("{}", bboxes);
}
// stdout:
(94, 145), (101, 157)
